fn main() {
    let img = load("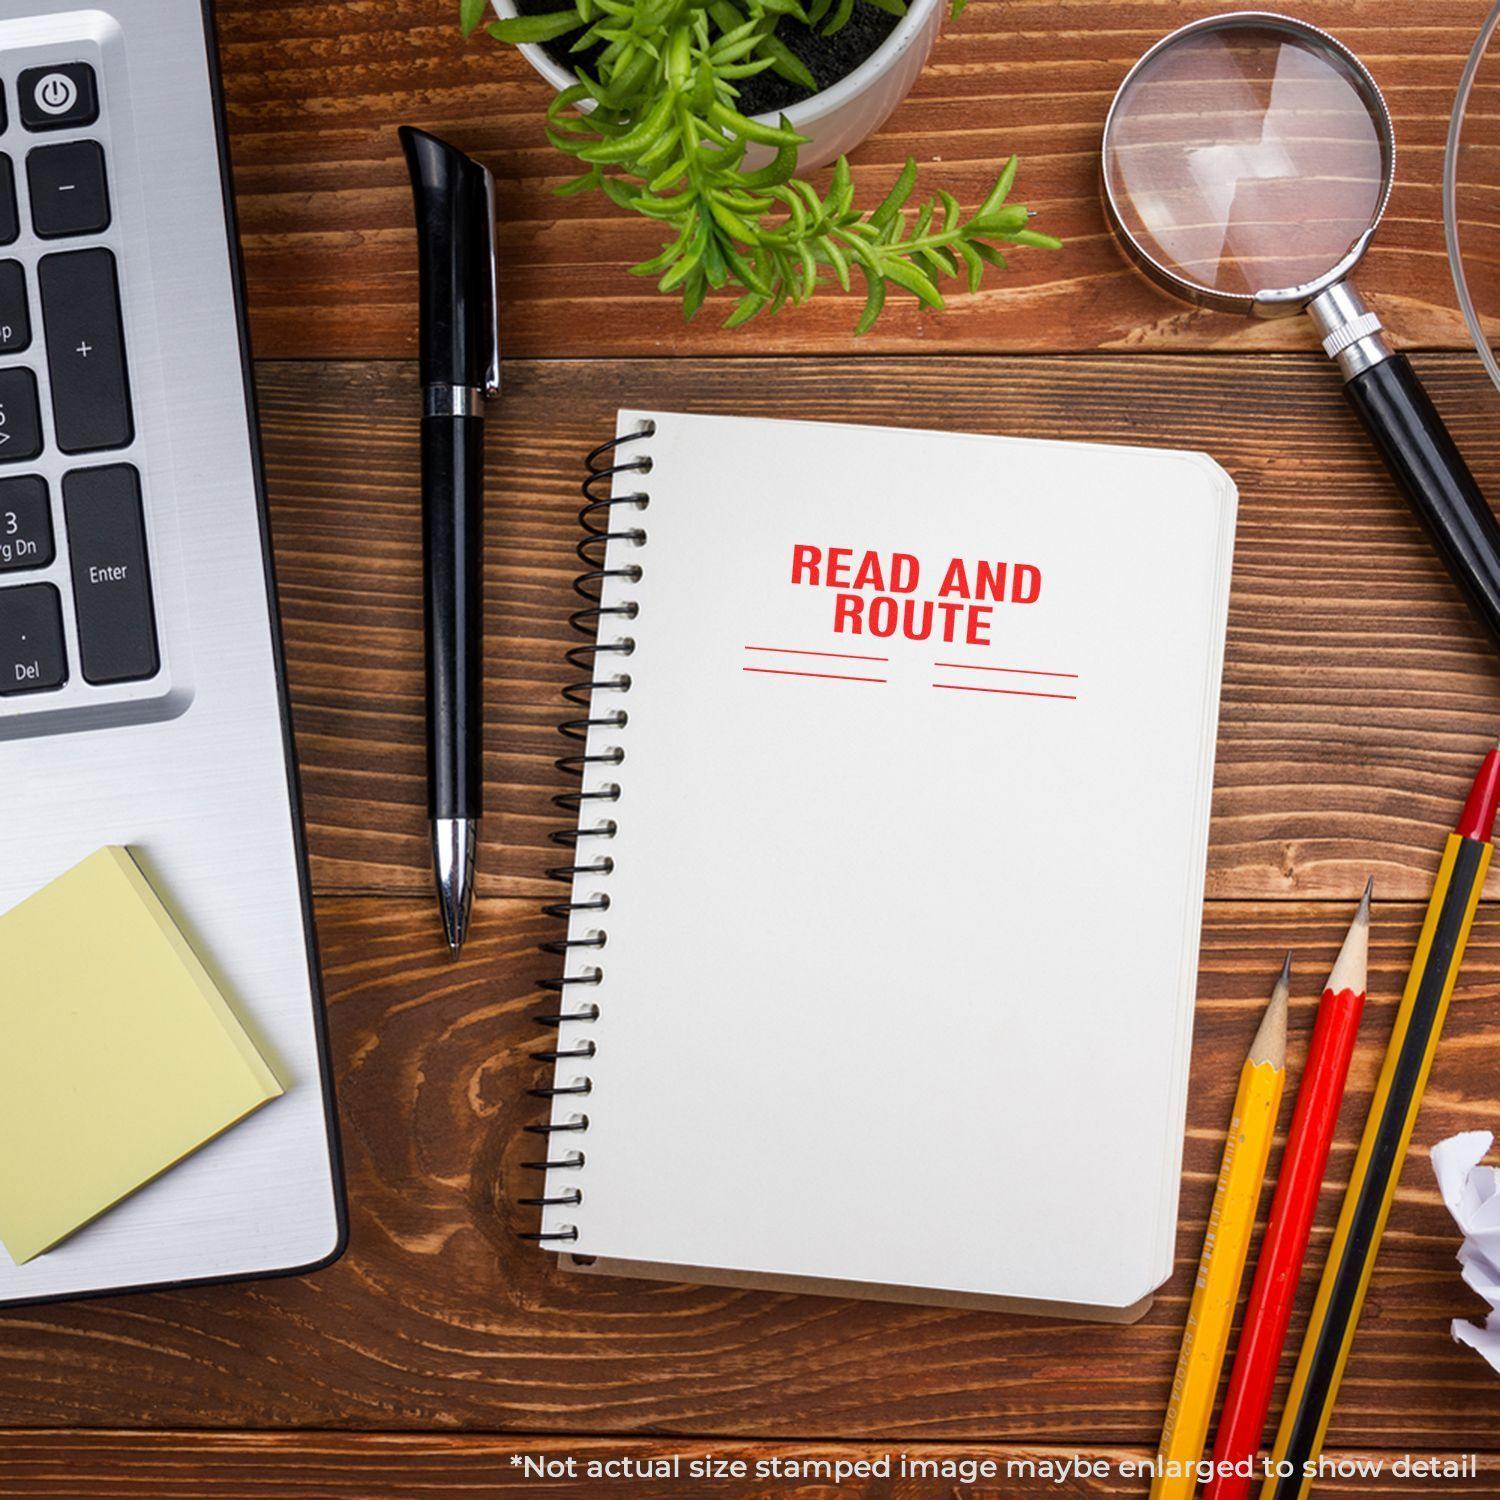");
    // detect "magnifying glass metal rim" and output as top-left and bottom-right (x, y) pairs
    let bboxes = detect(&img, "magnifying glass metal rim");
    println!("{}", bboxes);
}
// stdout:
(1100, 9), (1397, 318)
